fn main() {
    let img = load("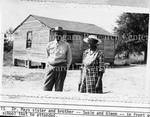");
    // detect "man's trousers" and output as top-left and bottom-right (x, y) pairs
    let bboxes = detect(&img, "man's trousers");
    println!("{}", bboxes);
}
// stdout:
(43, 62), (67, 91)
